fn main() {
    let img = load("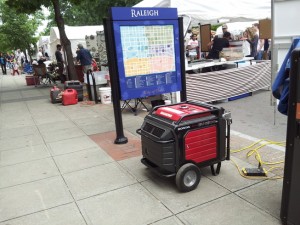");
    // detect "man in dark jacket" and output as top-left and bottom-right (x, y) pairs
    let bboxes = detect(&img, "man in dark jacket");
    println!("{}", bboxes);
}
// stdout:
(207, 32), (231, 59)
(76, 44), (92, 73)
(55, 44), (65, 83)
